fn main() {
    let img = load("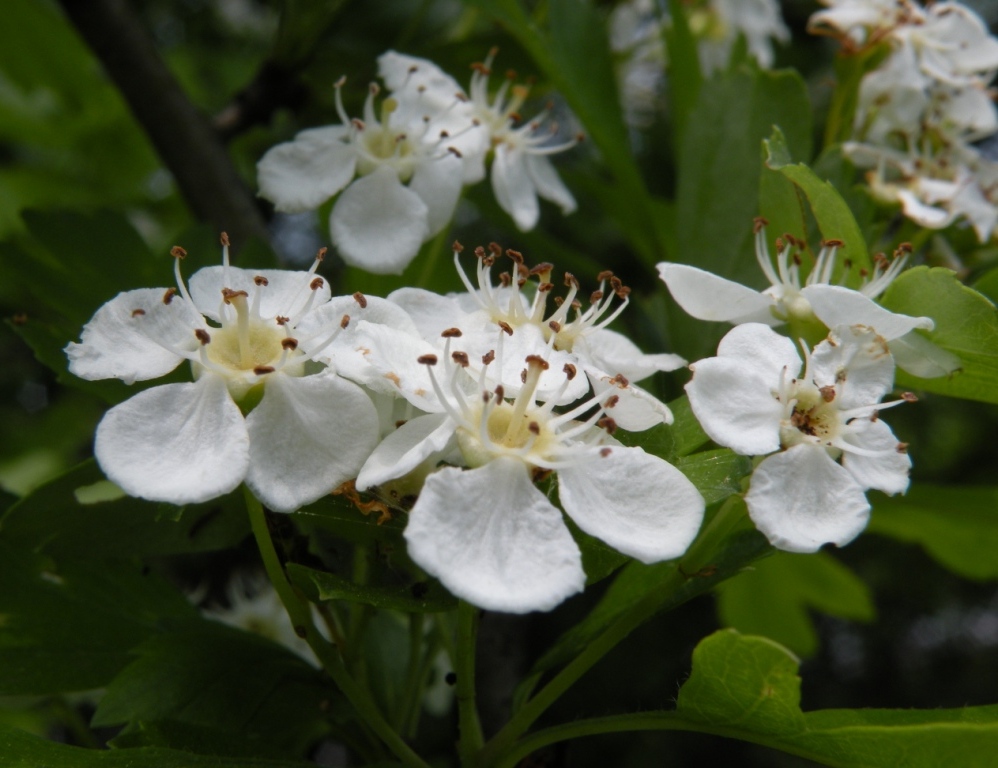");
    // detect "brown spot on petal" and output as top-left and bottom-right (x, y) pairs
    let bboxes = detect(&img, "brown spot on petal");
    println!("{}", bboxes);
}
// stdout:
(384, 372), (401, 386)
(600, 447), (612, 457)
